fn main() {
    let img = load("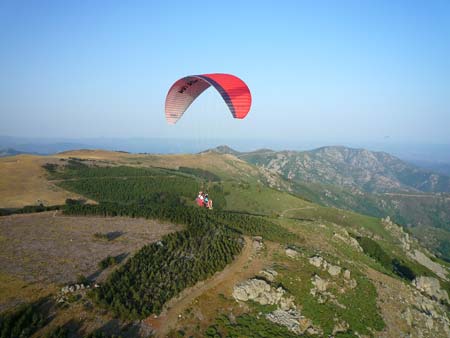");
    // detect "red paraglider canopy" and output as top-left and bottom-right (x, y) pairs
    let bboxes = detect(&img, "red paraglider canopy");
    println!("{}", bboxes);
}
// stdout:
(165, 73), (252, 124)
